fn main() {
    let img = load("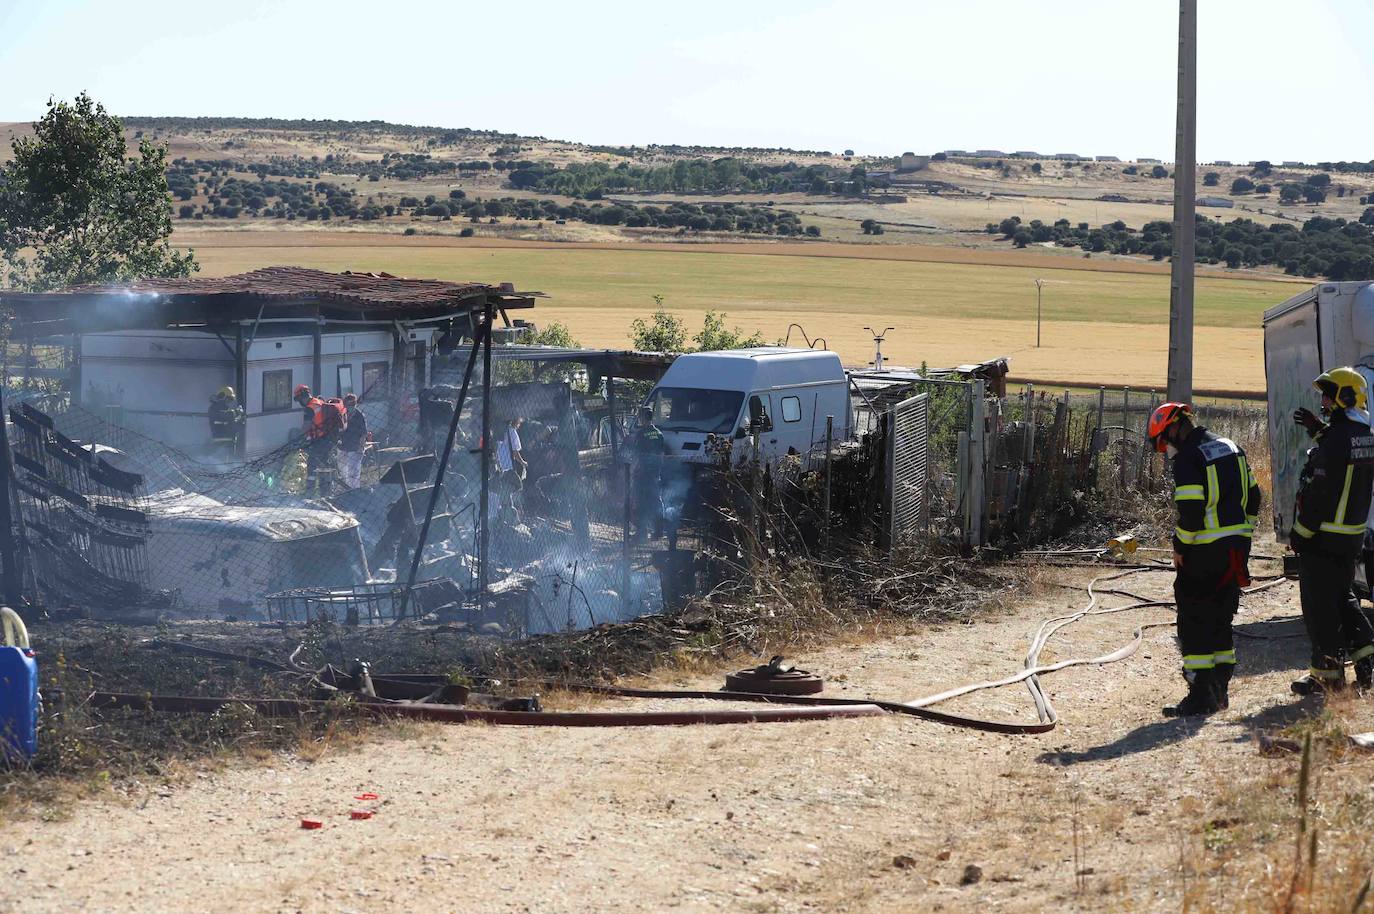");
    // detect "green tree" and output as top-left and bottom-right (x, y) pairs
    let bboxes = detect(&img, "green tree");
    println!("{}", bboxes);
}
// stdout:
(1279, 184), (1303, 203)
(1203, 171), (1220, 186)
(1231, 176), (1256, 194)
(528, 321), (579, 348)
(630, 307), (689, 352)
(1151, 165), (1169, 179)
(0, 93), (197, 290)
(693, 311), (765, 351)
